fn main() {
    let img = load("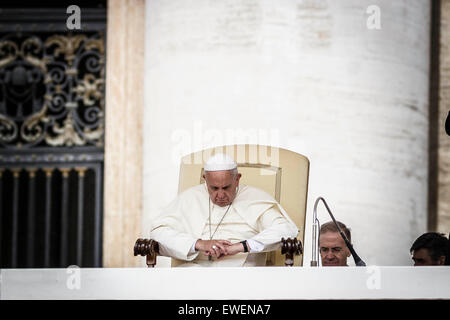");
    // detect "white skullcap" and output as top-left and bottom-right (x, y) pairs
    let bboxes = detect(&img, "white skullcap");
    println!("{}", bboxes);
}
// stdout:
(204, 153), (237, 172)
